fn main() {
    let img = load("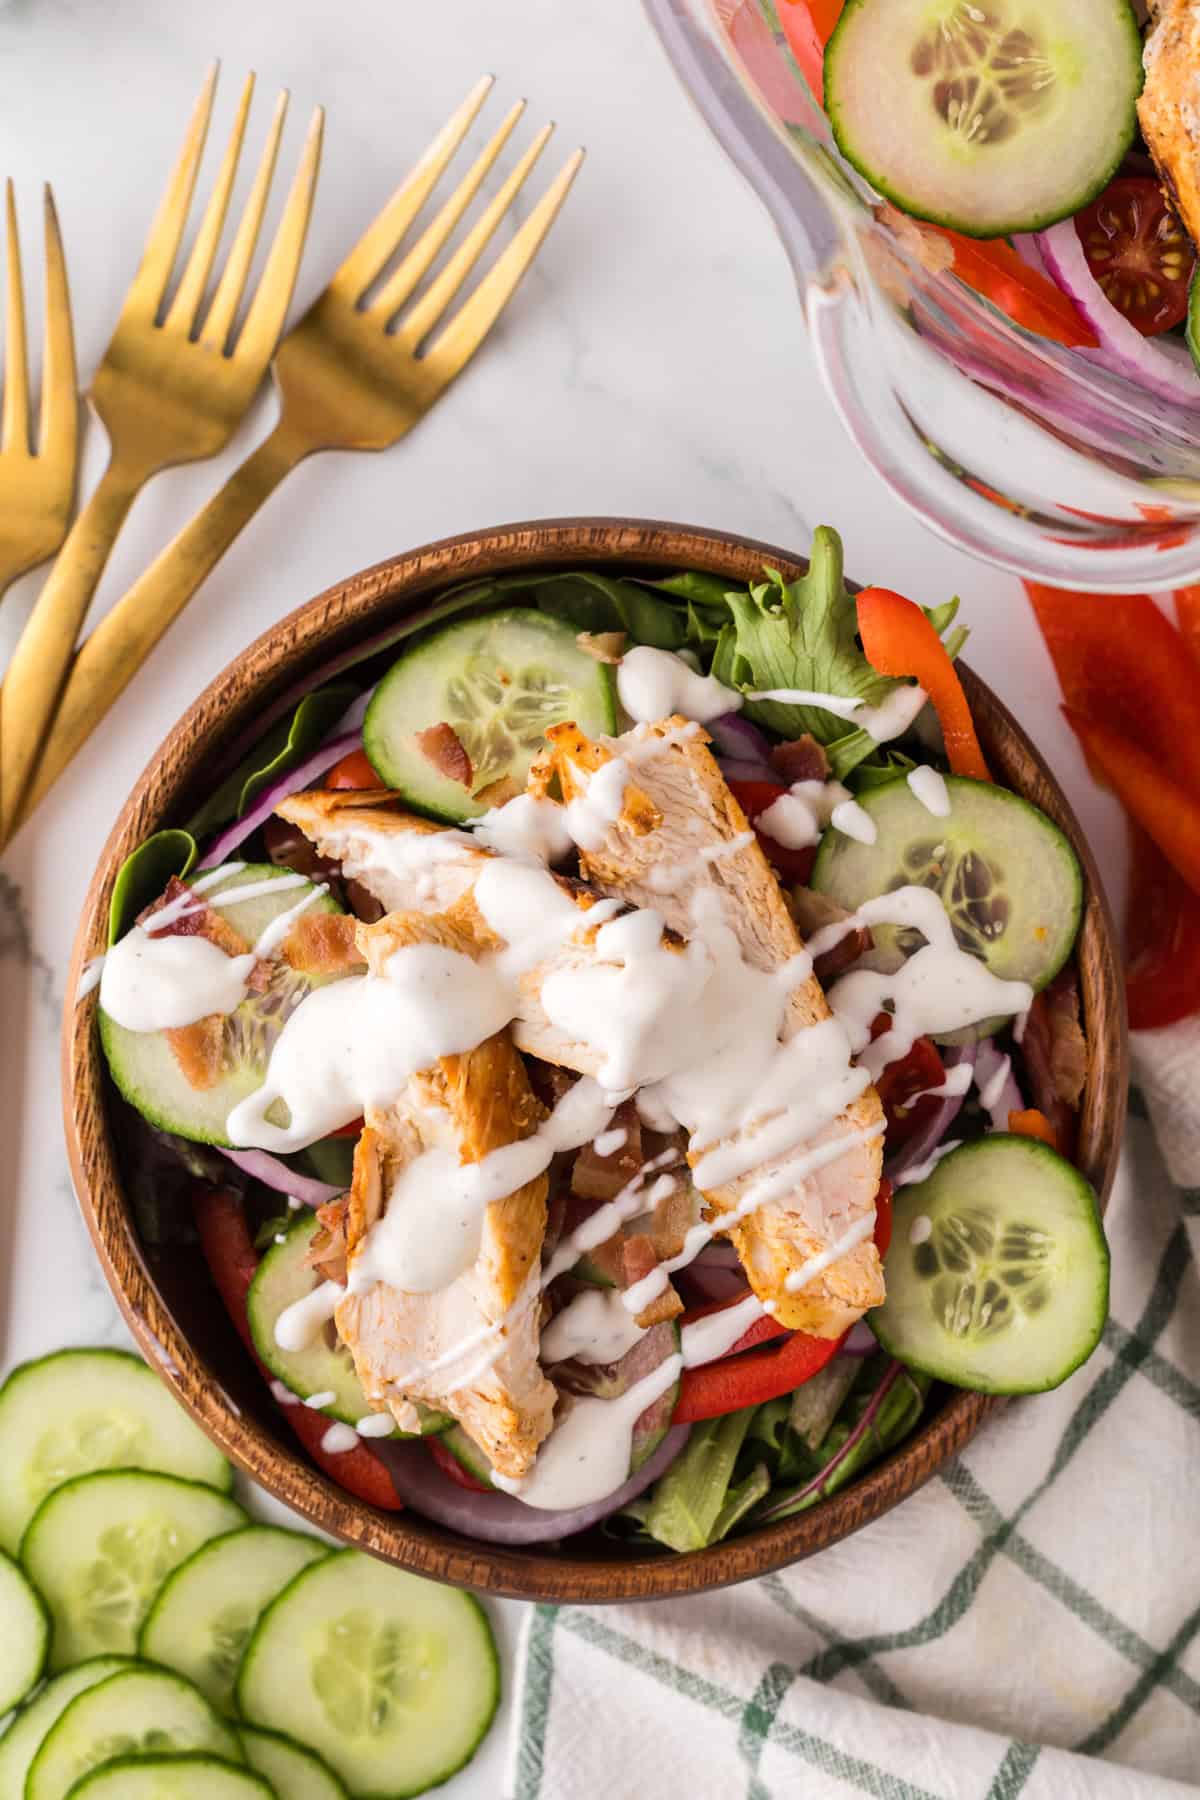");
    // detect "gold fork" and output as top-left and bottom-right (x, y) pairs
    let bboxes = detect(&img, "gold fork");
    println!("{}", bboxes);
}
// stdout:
(0, 66), (323, 838)
(0, 182), (77, 601)
(16, 76), (583, 827)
